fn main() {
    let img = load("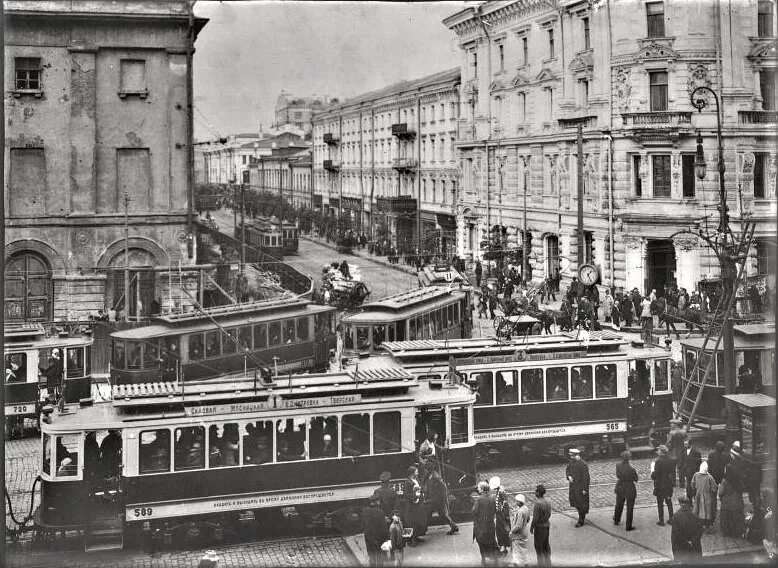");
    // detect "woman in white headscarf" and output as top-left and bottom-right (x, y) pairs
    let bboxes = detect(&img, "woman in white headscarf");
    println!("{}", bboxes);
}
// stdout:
(510, 493), (532, 567)
(692, 460), (718, 531)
